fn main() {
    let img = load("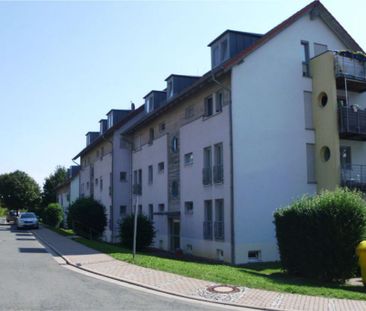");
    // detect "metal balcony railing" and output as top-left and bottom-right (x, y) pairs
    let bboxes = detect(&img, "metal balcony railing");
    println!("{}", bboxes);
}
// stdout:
(341, 164), (366, 191)
(132, 184), (142, 195)
(338, 106), (366, 139)
(213, 165), (224, 184)
(202, 167), (212, 185)
(335, 52), (366, 81)
(214, 221), (225, 241)
(203, 221), (213, 240)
